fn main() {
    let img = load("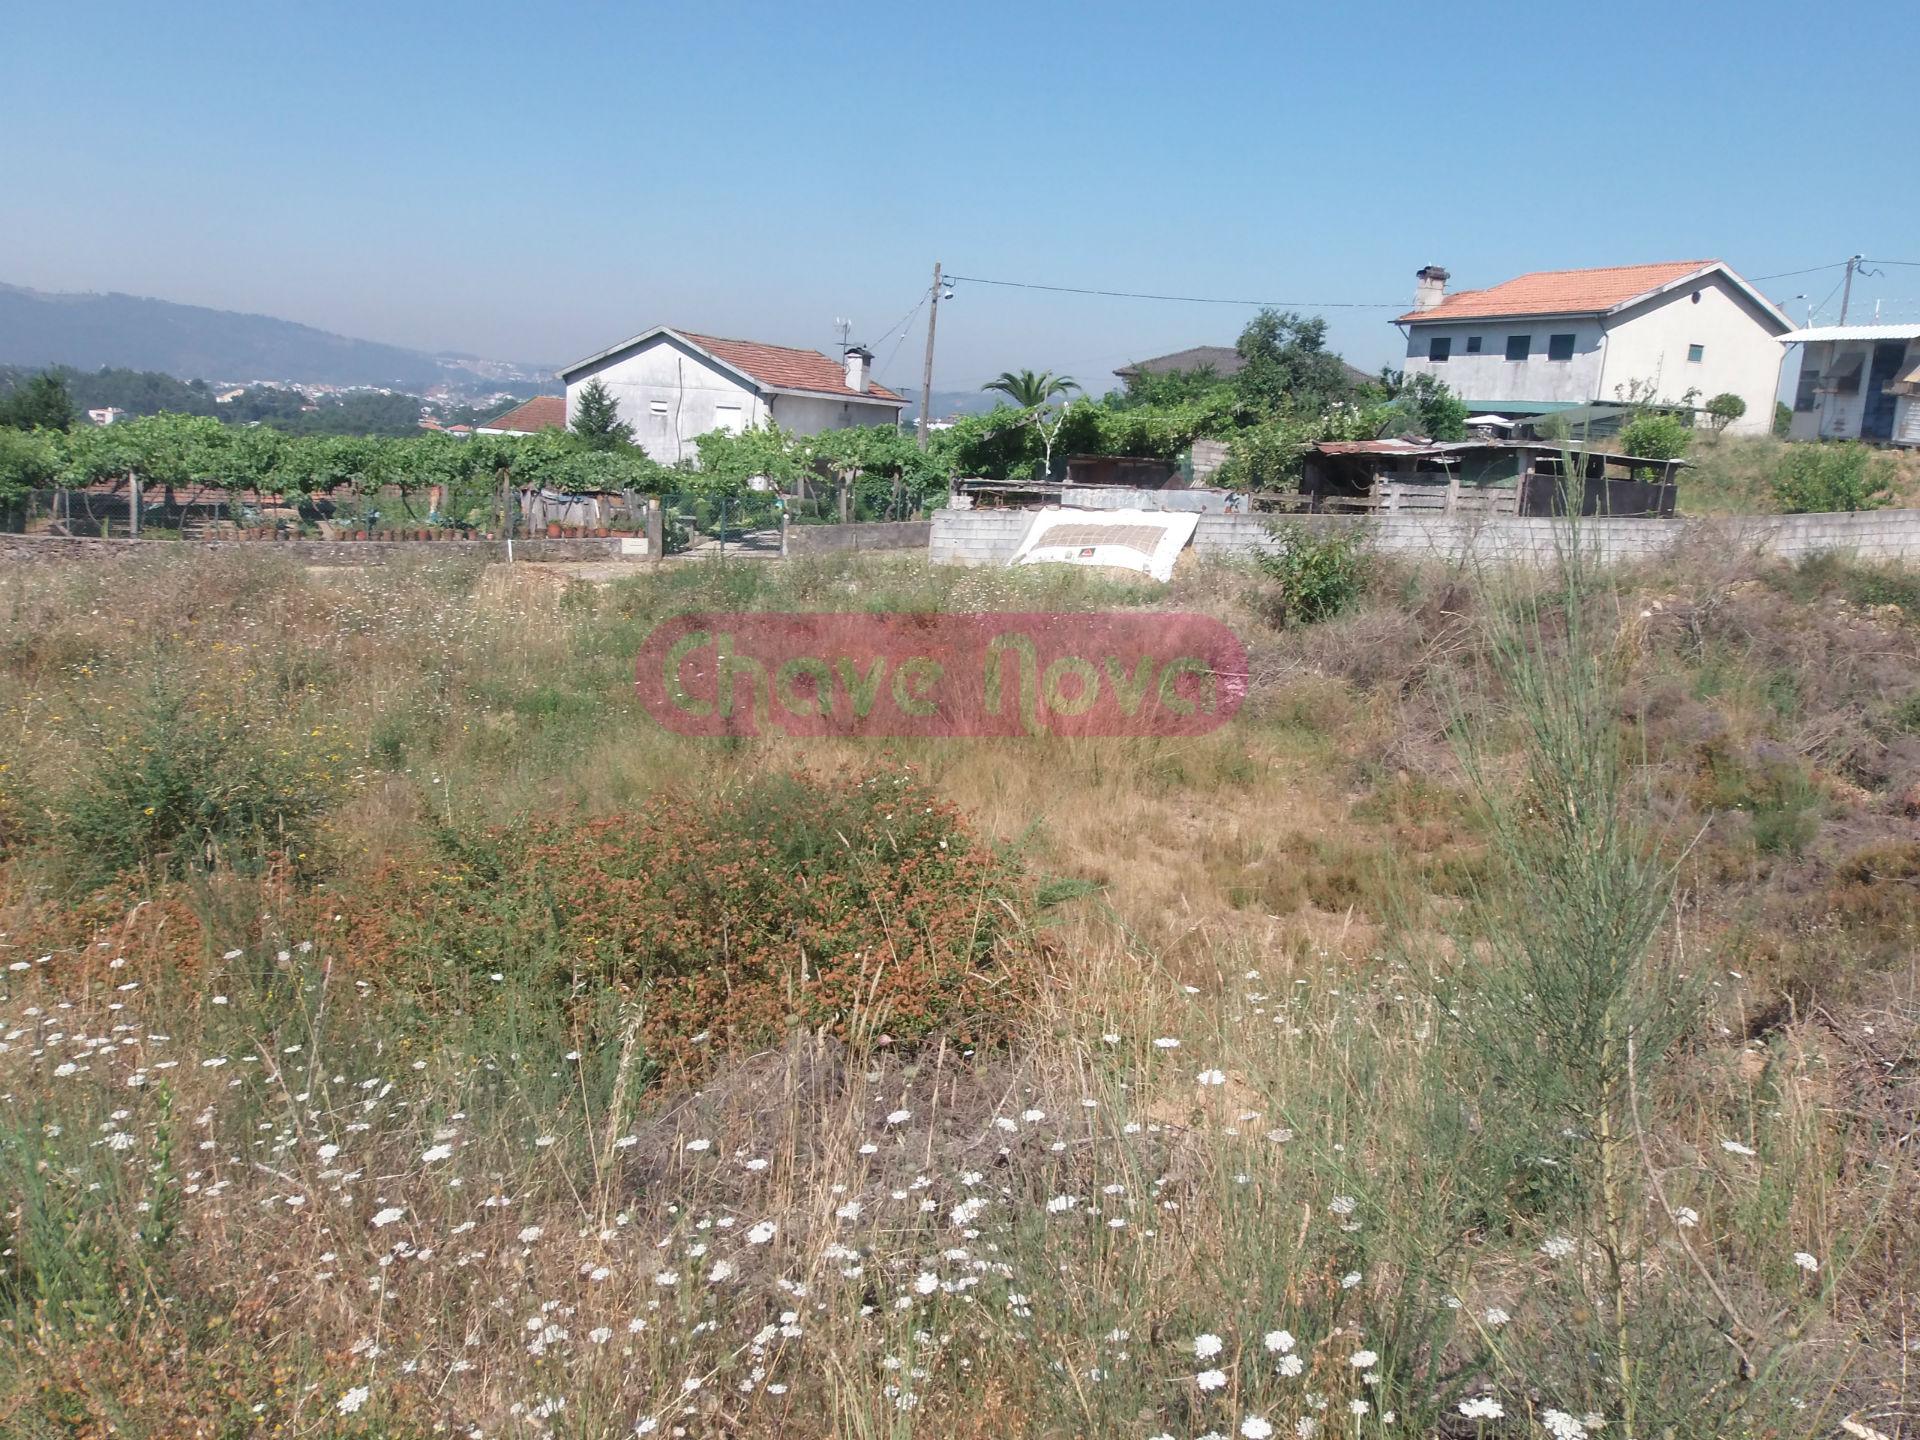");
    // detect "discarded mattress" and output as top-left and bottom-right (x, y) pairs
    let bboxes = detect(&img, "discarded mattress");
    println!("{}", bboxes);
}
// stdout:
(1009, 507), (1200, 583)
